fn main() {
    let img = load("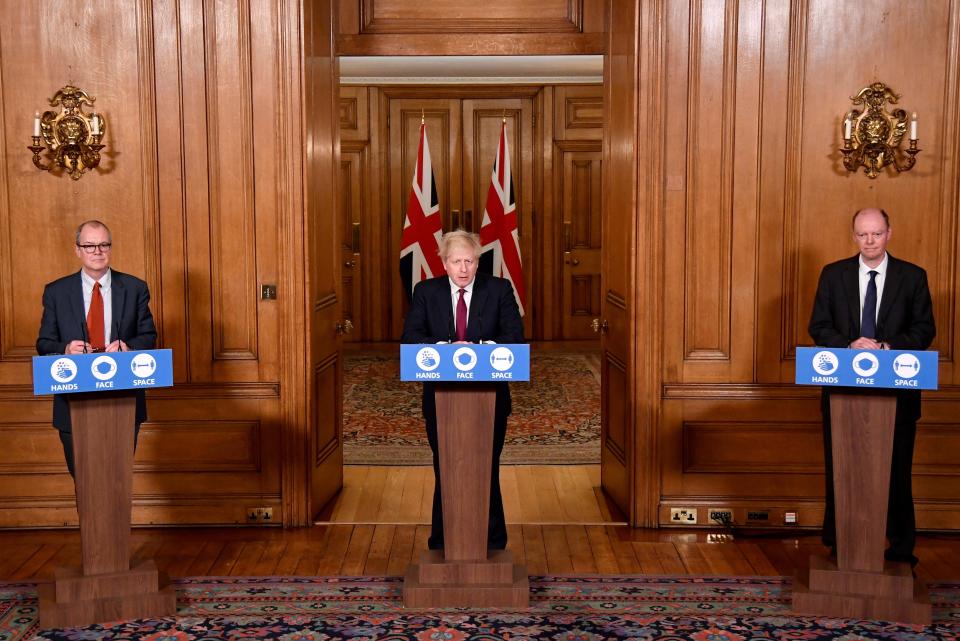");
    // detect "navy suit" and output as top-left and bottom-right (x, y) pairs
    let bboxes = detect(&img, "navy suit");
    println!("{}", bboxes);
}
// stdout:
(808, 253), (935, 561)
(401, 272), (524, 550)
(36, 270), (157, 475)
